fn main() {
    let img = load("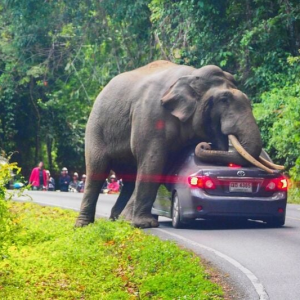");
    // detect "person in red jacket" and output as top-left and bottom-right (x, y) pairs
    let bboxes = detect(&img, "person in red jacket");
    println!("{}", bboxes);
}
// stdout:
(29, 161), (47, 190)
(107, 175), (120, 194)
